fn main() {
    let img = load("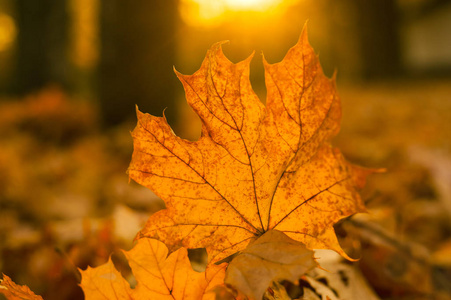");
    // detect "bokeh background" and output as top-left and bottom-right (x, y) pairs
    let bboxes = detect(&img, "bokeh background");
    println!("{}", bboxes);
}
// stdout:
(0, 1), (450, 299)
